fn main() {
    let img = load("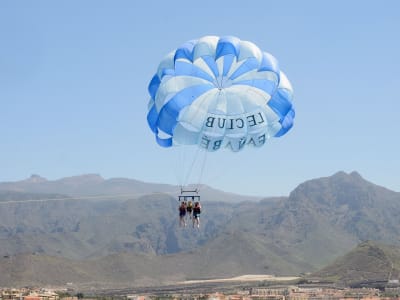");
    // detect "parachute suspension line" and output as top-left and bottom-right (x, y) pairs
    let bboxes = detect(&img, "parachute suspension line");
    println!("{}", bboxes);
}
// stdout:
(202, 155), (235, 189)
(174, 145), (186, 189)
(195, 148), (209, 192)
(182, 145), (203, 188)
(174, 145), (193, 190)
